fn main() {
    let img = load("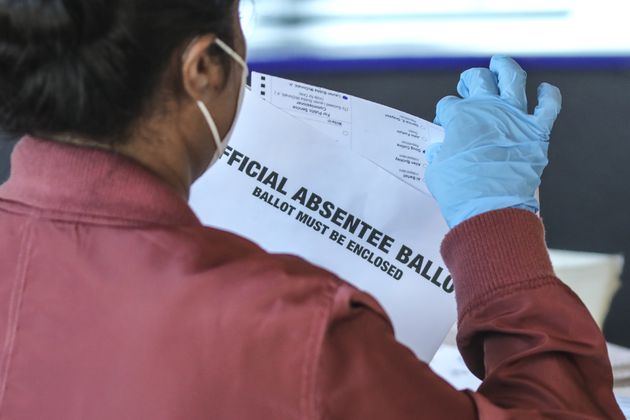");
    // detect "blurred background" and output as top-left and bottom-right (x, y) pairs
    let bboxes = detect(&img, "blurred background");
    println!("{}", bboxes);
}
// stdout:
(2, 0), (630, 345)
